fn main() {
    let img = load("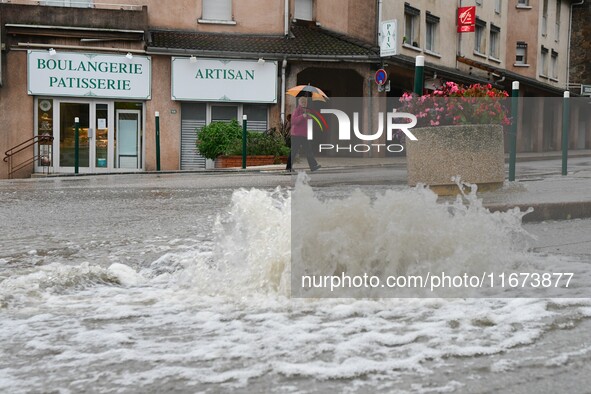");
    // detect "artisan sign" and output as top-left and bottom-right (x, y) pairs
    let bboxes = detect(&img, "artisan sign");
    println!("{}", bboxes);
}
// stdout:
(27, 50), (151, 99)
(171, 57), (278, 103)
